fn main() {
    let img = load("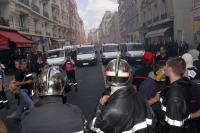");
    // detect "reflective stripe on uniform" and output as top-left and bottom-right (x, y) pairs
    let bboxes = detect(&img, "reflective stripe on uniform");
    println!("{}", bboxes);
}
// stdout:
(161, 104), (166, 112)
(76, 130), (84, 133)
(91, 117), (104, 133)
(123, 118), (152, 133)
(165, 115), (191, 127)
